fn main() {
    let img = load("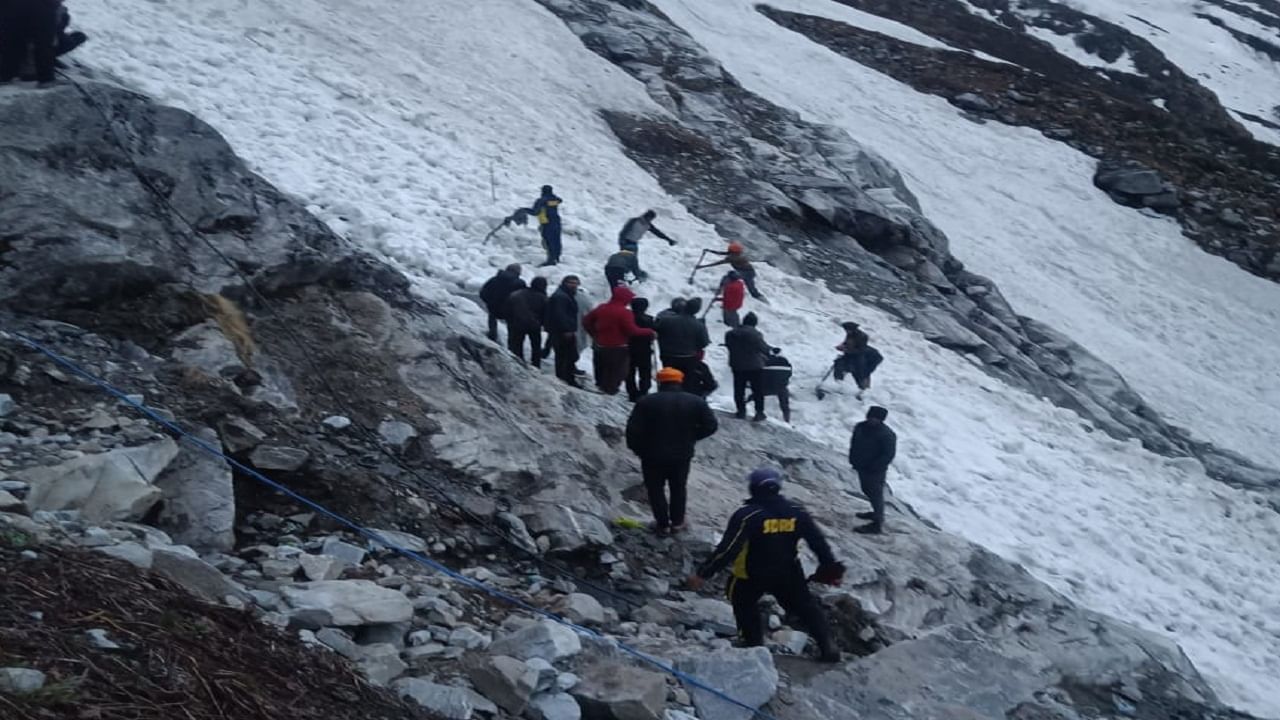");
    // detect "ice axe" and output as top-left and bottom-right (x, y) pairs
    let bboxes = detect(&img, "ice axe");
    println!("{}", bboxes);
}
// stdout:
(687, 249), (709, 285)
